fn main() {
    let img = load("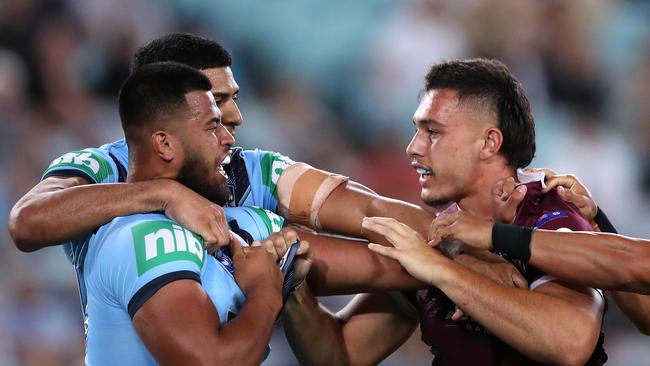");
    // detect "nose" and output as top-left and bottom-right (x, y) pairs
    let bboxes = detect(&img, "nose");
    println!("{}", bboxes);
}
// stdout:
(221, 100), (243, 134)
(217, 123), (235, 148)
(406, 129), (425, 158)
